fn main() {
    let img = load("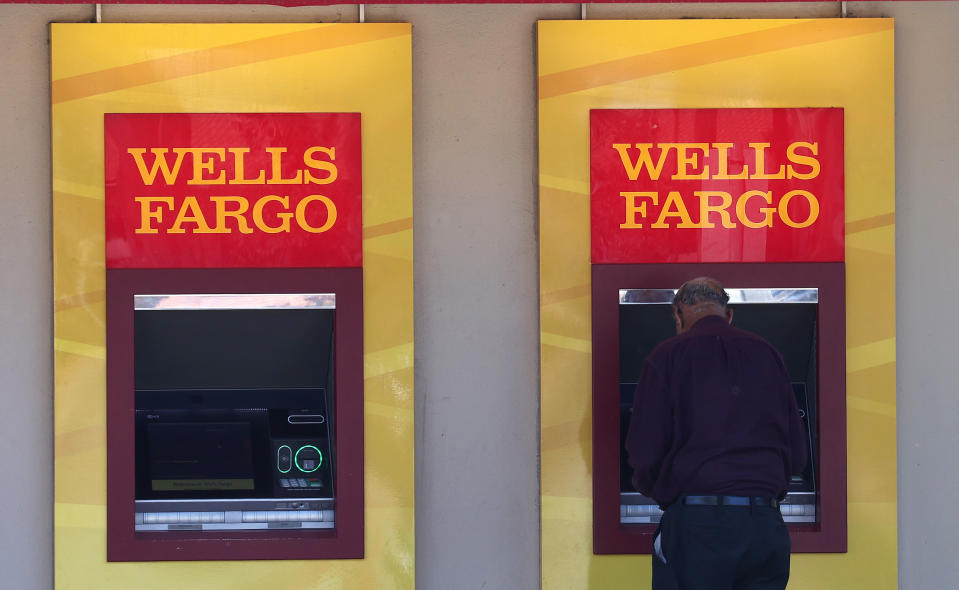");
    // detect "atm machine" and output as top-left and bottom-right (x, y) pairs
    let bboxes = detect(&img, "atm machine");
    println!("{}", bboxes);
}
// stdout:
(105, 268), (365, 561)
(101, 112), (367, 561)
(132, 293), (337, 532)
(590, 262), (846, 554)
(617, 288), (819, 526)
